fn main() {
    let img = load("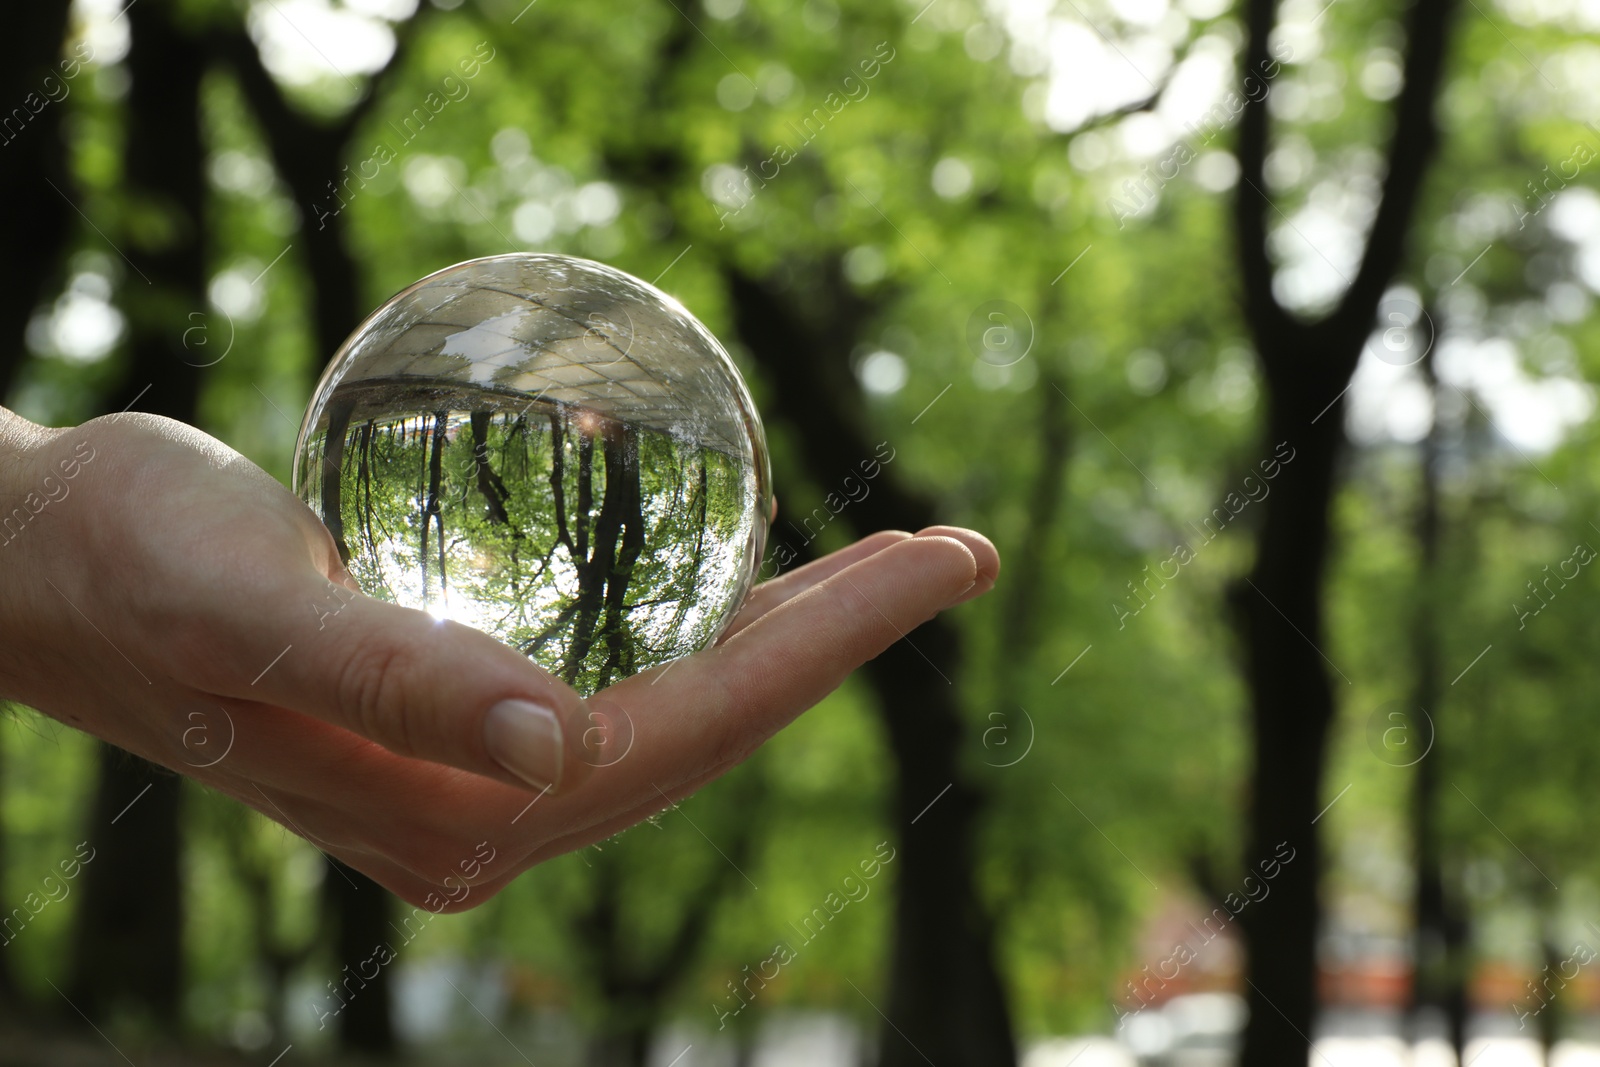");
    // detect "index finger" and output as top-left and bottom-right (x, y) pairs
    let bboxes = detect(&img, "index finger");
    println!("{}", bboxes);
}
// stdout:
(518, 533), (981, 836)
